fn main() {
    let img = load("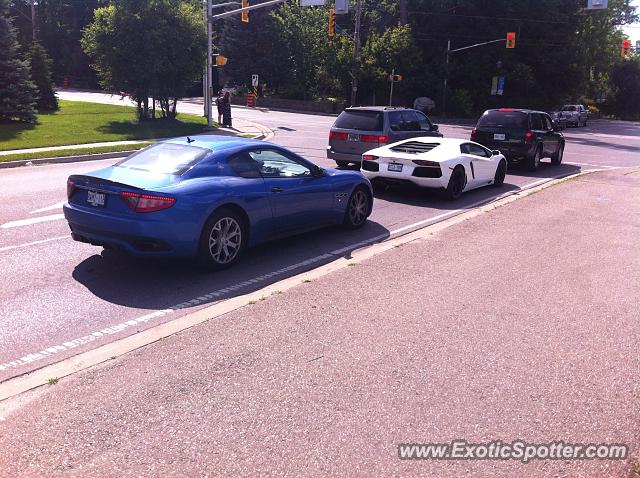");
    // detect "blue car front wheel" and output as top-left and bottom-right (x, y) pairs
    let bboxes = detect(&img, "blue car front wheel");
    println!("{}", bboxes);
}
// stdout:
(343, 187), (371, 229)
(198, 208), (247, 270)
